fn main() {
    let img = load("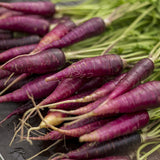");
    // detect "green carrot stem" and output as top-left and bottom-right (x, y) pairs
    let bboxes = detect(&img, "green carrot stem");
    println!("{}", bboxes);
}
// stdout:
(101, 6), (154, 55)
